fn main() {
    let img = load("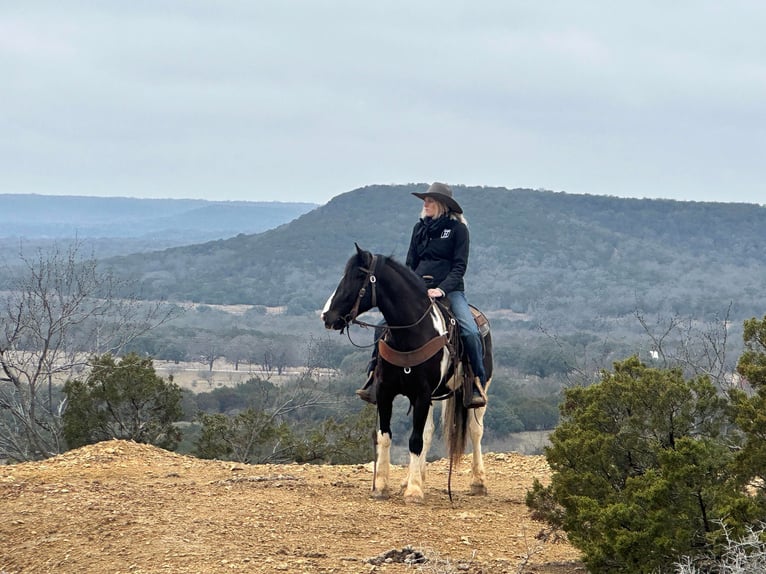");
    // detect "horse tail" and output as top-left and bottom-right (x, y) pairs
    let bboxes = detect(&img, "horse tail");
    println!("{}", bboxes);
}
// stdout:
(443, 388), (468, 466)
